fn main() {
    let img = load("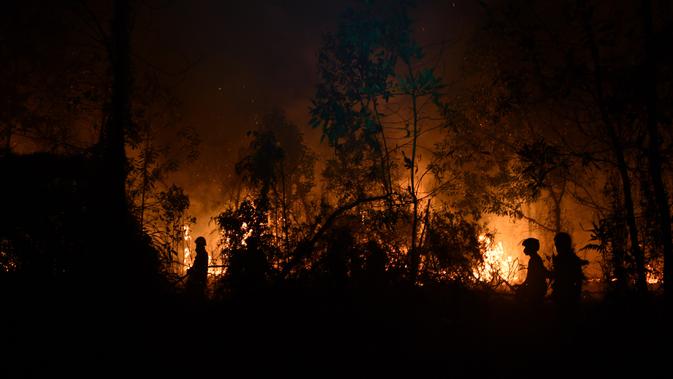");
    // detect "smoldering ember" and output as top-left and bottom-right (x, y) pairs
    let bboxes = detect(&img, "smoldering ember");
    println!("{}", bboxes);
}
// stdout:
(1, 0), (671, 376)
